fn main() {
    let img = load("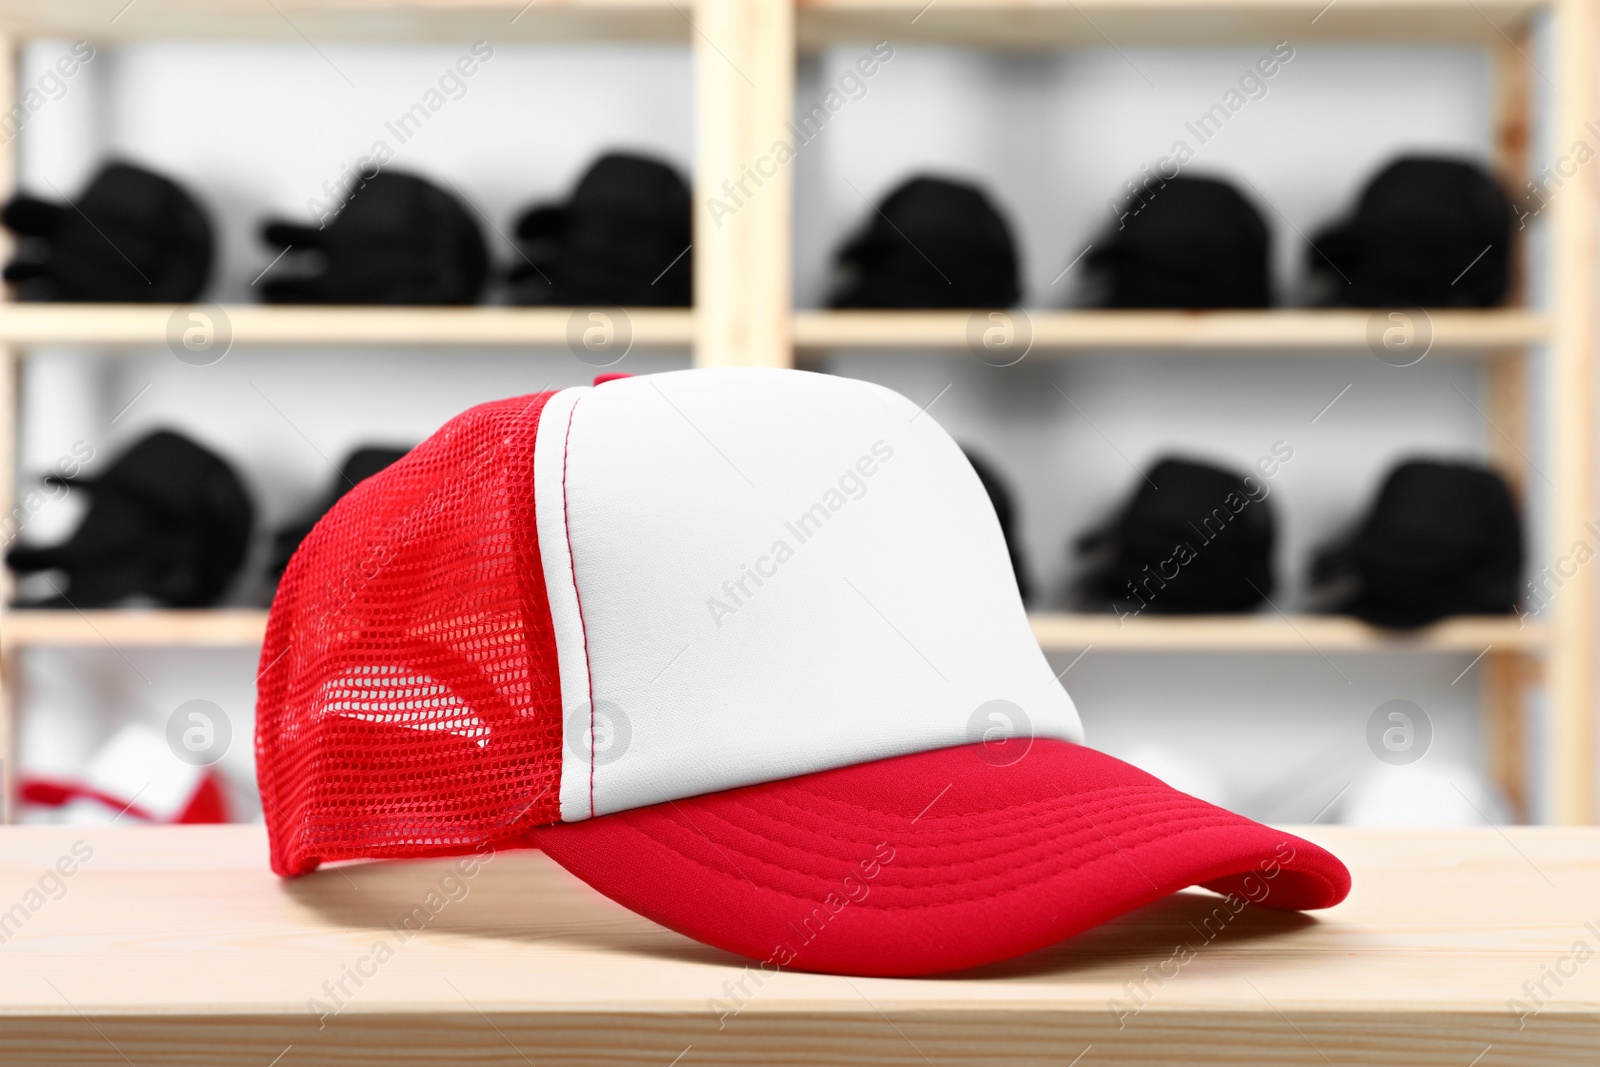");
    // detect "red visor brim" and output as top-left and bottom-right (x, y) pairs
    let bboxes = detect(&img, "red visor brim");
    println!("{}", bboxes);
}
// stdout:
(530, 739), (1350, 976)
